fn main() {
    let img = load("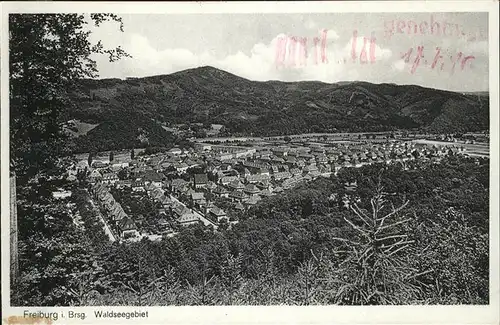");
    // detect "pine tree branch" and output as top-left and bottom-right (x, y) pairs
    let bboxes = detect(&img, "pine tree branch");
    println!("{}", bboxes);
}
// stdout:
(386, 244), (412, 257)
(376, 234), (408, 242)
(350, 203), (372, 227)
(375, 200), (409, 223)
(330, 236), (362, 246)
(382, 239), (414, 253)
(343, 216), (370, 238)
(376, 218), (412, 233)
